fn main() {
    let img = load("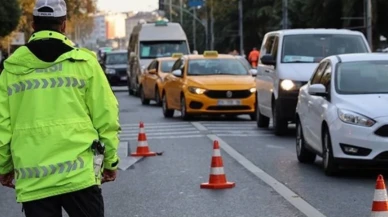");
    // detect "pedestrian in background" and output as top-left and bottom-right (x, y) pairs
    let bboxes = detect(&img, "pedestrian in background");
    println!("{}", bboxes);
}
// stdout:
(248, 47), (260, 68)
(0, 0), (120, 216)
